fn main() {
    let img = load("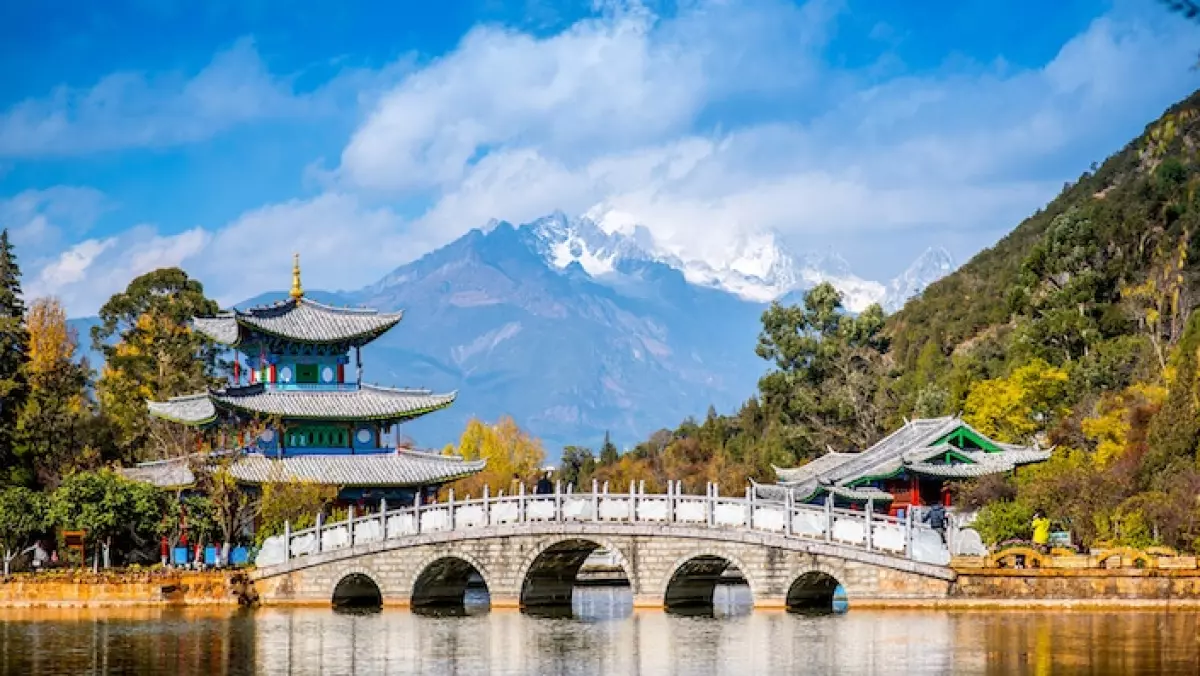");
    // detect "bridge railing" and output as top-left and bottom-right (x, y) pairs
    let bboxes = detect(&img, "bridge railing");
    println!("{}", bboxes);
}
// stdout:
(263, 480), (950, 568)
